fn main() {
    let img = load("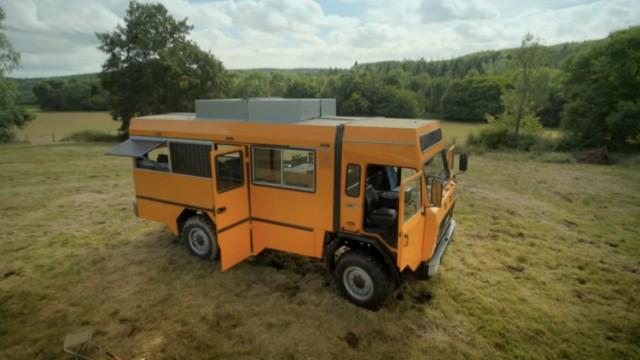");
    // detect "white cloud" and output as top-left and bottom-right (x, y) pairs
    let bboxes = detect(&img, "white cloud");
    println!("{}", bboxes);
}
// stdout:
(0, 0), (638, 77)
(420, 0), (500, 23)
